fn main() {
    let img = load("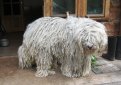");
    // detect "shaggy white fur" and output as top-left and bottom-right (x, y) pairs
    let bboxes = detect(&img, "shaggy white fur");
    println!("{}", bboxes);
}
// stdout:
(18, 16), (107, 77)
